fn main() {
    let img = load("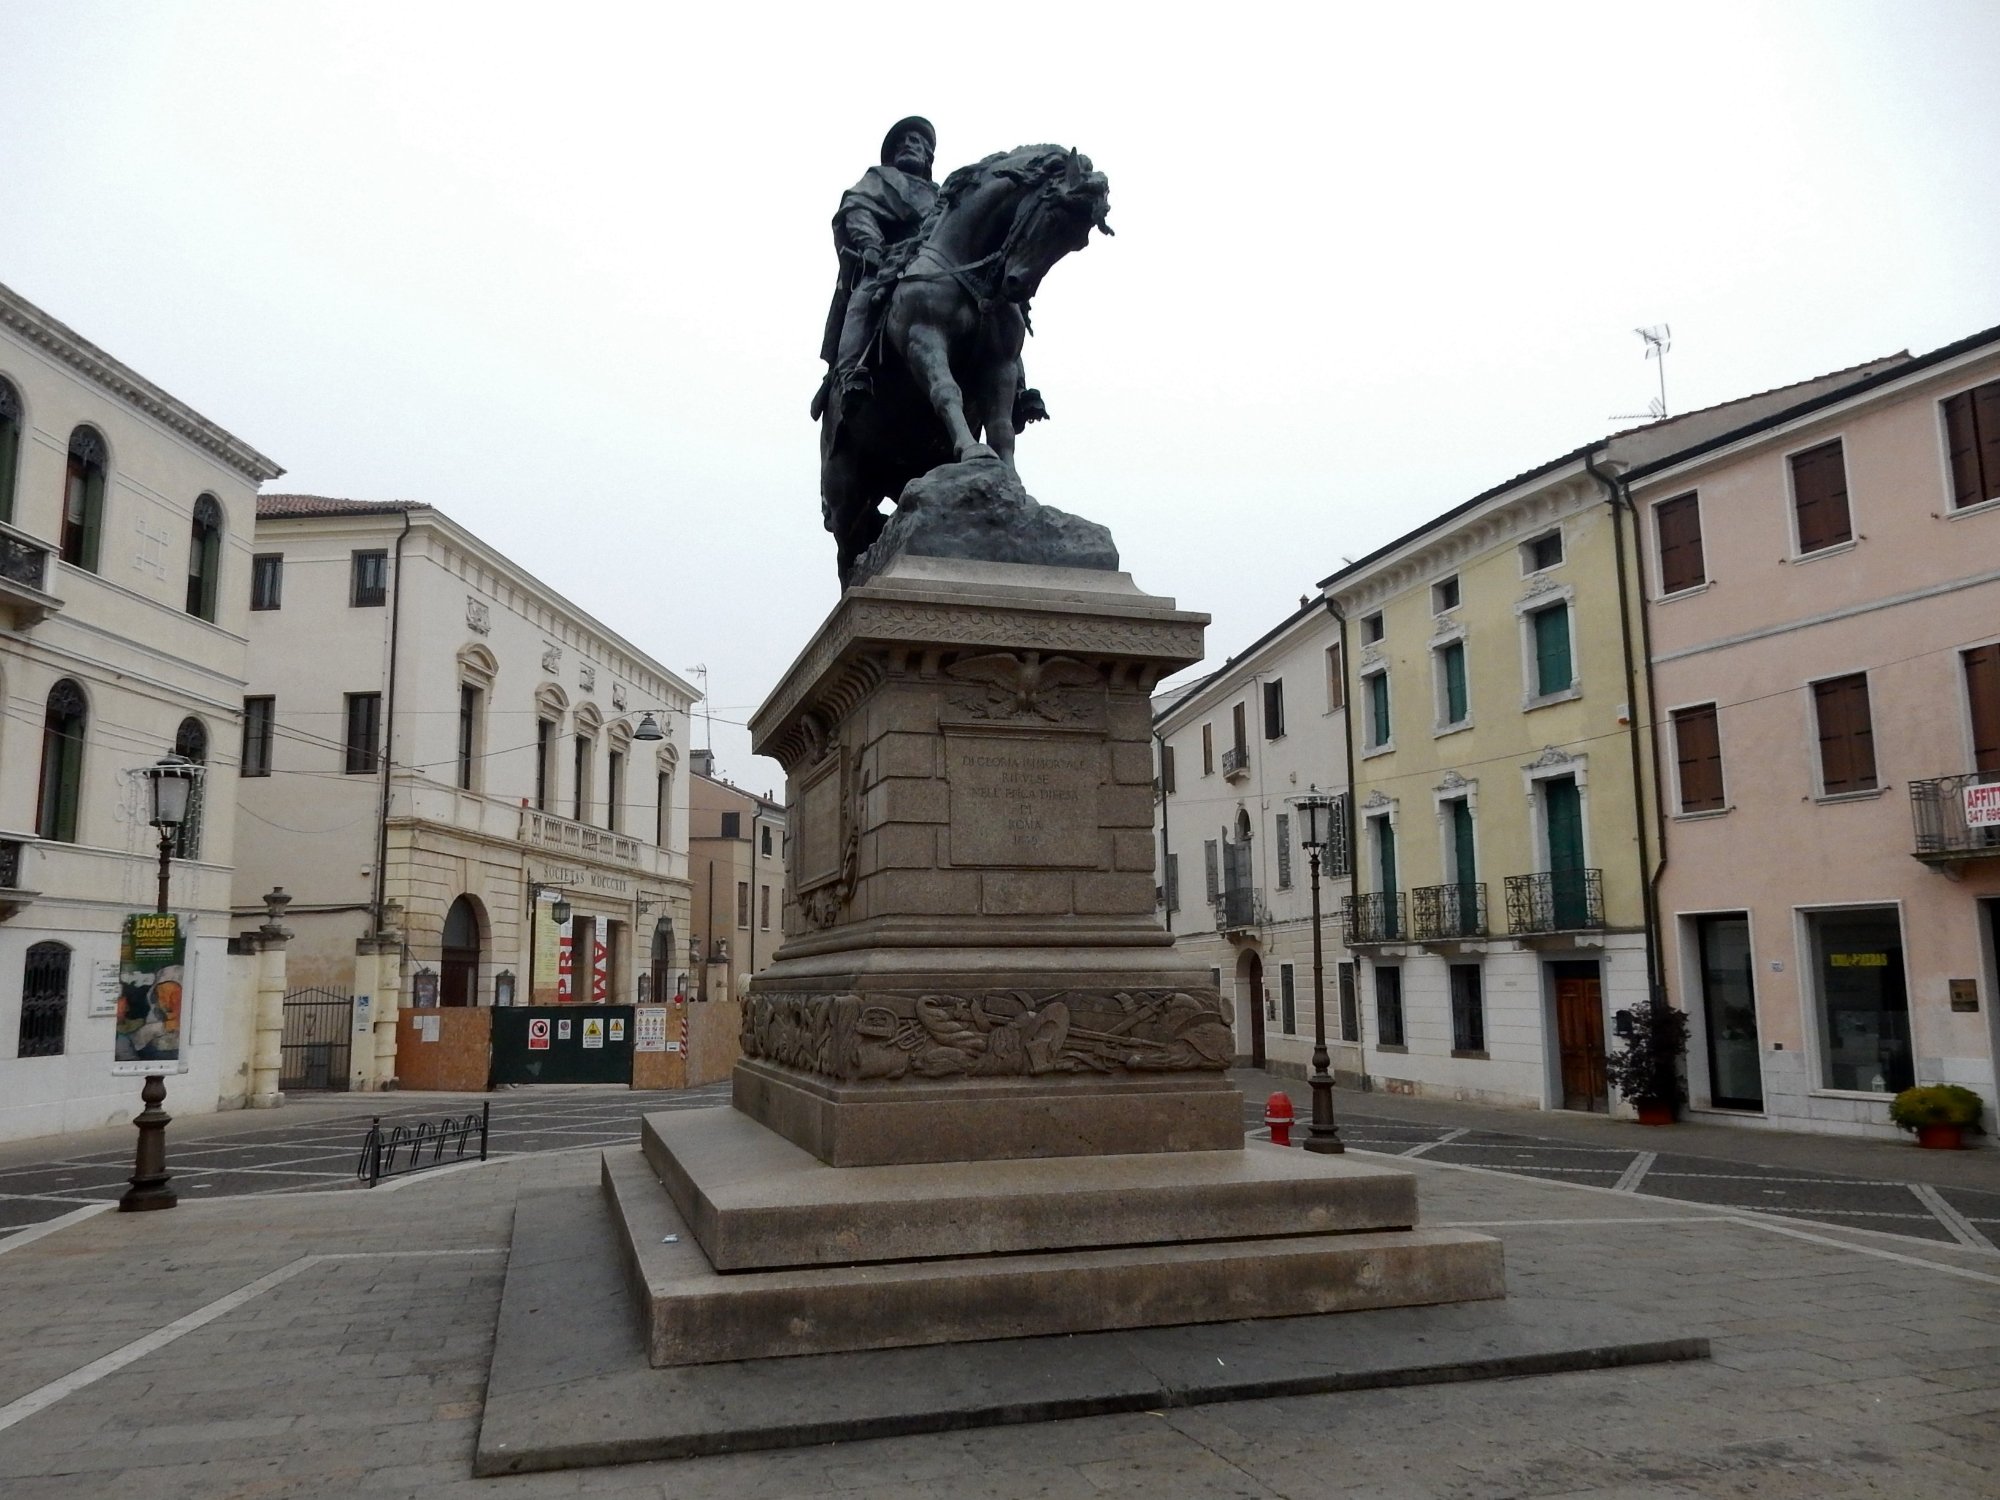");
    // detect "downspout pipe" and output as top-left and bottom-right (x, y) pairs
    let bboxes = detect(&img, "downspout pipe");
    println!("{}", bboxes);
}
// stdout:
(1153, 728), (1173, 934)
(1586, 449), (1673, 1090)
(371, 508), (414, 938)
(1323, 595), (1366, 1075)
